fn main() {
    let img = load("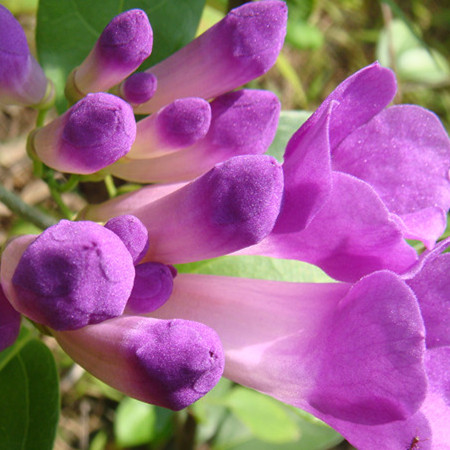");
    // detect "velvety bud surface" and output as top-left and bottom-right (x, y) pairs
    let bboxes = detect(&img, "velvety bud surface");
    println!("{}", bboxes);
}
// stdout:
(10, 220), (135, 330)
(121, 71), (157, 104)
(32, 93), (136, 174)
(130, 155), (284, 264)
(105, 215), (149, 264)
(54, 316), (225, 410)
(0, 284), (21, 352)
(133, 1), (287, 113)
(111, 89), (280, 182)
(72, 9), (153, 95)
(0, 5), (48, 106)
(125, 262), (174, 313)
(127, 97), (212, 159)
